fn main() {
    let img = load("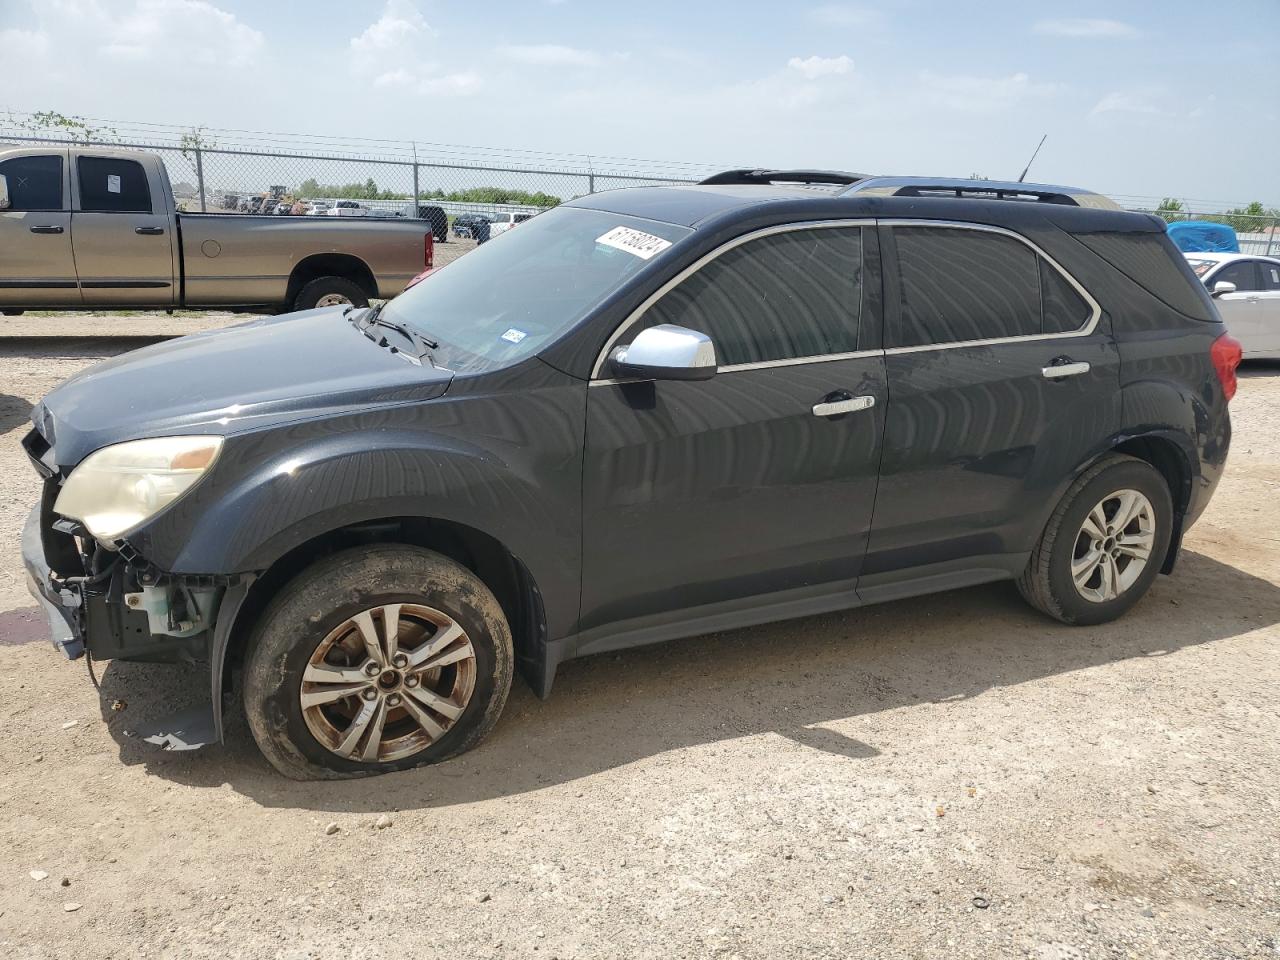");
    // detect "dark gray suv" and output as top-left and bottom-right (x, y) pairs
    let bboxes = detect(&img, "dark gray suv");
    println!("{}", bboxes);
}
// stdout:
(22, 169), (1241, 778)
